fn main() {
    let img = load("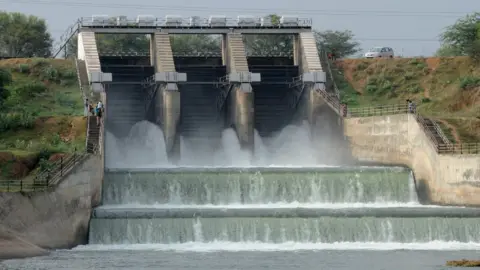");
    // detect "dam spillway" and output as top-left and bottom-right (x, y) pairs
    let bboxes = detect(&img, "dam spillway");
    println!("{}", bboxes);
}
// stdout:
(88, 167), (480, 246)
(101, 167), (414, 205)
